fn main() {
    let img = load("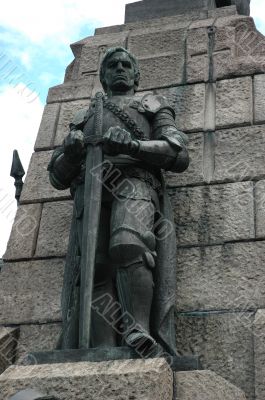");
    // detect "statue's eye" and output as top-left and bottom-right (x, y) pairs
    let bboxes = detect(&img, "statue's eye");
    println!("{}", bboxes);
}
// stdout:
(123, 61), (132, 68)
(107, 61), (116, 68)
